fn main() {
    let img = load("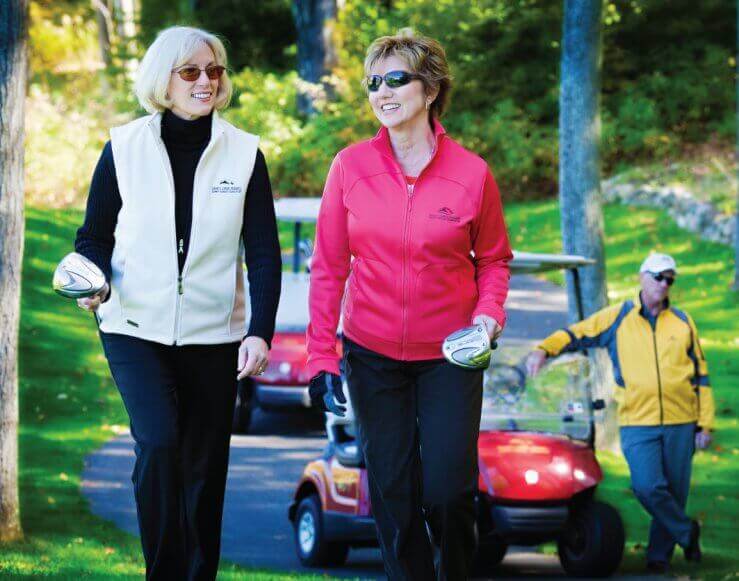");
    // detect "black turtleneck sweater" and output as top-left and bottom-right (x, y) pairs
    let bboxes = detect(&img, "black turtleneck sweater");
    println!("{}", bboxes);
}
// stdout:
(75, 109), (282, 345)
